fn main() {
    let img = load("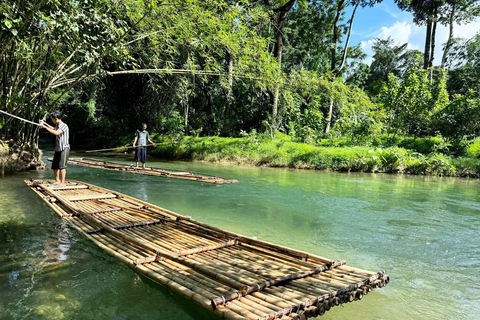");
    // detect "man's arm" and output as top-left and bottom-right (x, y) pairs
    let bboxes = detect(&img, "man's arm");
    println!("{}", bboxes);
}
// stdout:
(147, 138), (156, 147)
(39, 120), (63, 136)
(133, 136), (138, 147)
(147, 132), (156, 147)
